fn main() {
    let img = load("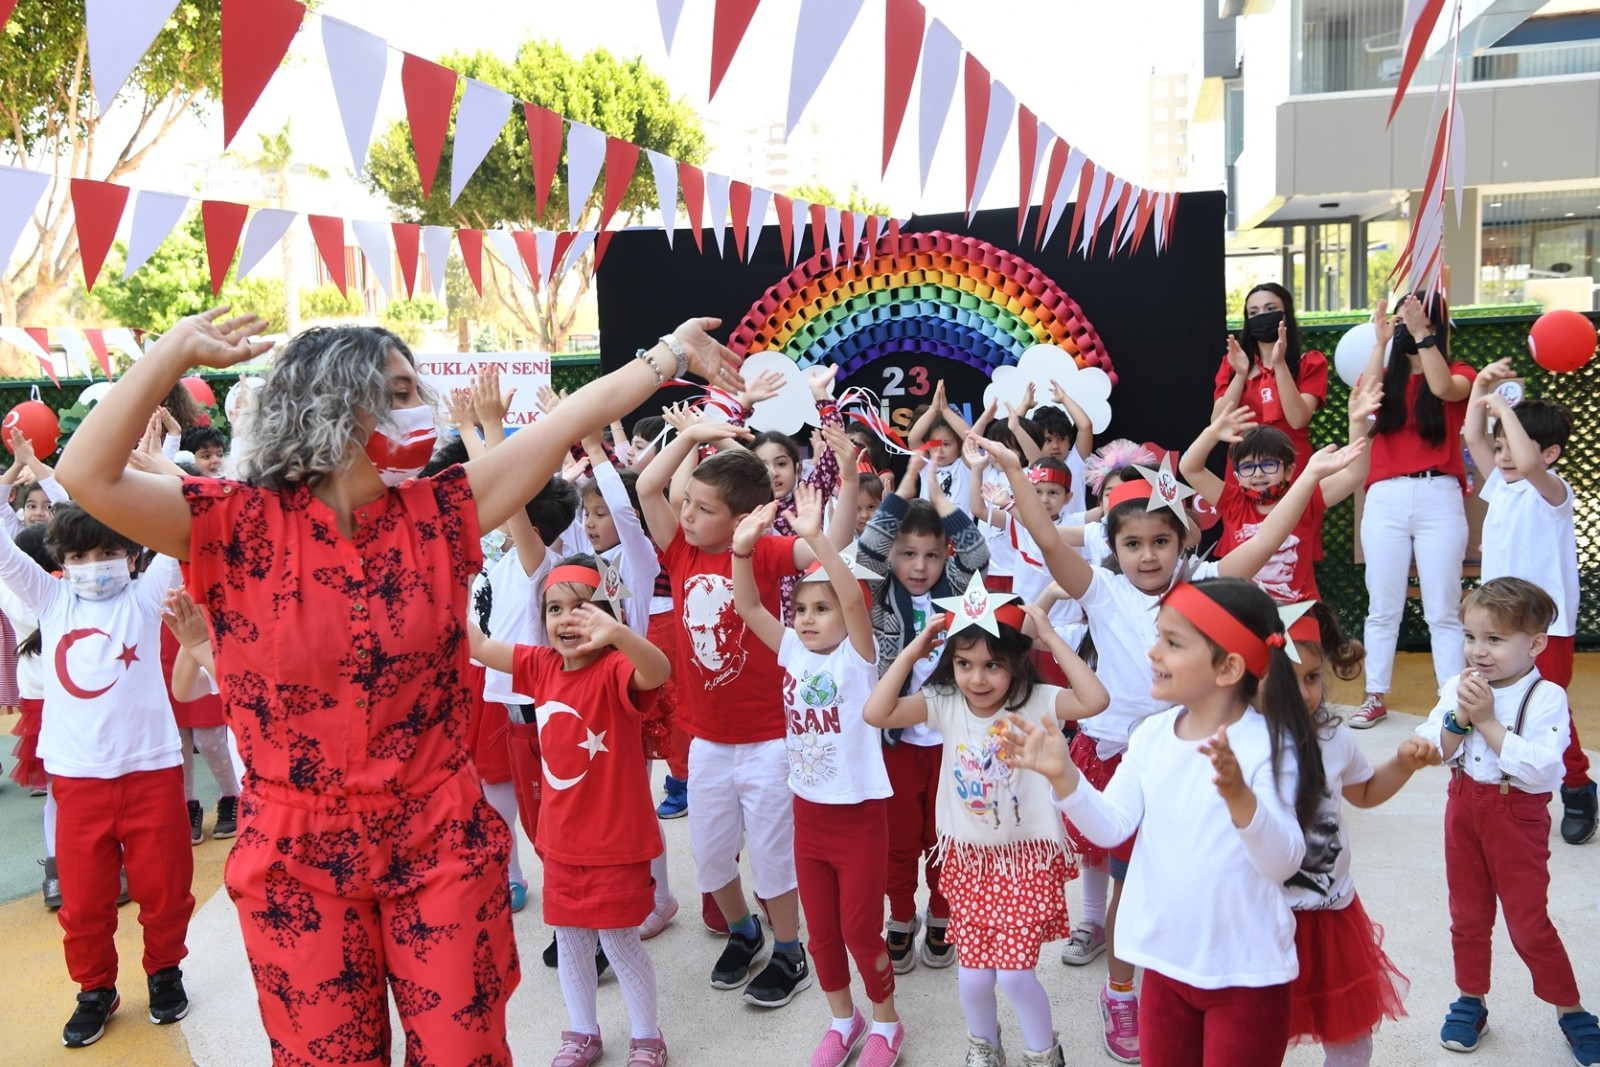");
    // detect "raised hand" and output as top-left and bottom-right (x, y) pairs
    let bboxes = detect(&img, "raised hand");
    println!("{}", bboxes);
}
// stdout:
(821, 424), (855, 466)
(1211, 401), (1259, 444)
(1398, 294), (1431, 340)
(907, 610), (948, 657)
(473, 366), (516, 426)
(971, 431), (1022, 473)
(671, 317), (746, 395)
(443, 388), (478, 432)
(1348, 379), (1383, 424)
(8, 427), (35, 466)
(661, 401), (702, 434)
(1002, 712), (1076, 785)
(1372, 298), (1396, 351)
(733, 500), (779, 554)
(683, 420), (753, 447)
(1302, 439), (1367, 481)
(808, 363), (839, 401)
(1199, 724), (1247, 803)
(1017, 381), (1036, 415)
(981, 481), (1013, 510)
(536, 384), (566, 416)
(1261, 320), (1288, 372)
(151, 307), (275, 371)
(567, 602), (624, 656)
(963, 435), (989, 470)
(788, 482), (825, 539)
(156, 406), (182, 436)
(161, 589), (212, 652)
(738, 368), (786, 408)
(1472, 357), (1515, 394)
